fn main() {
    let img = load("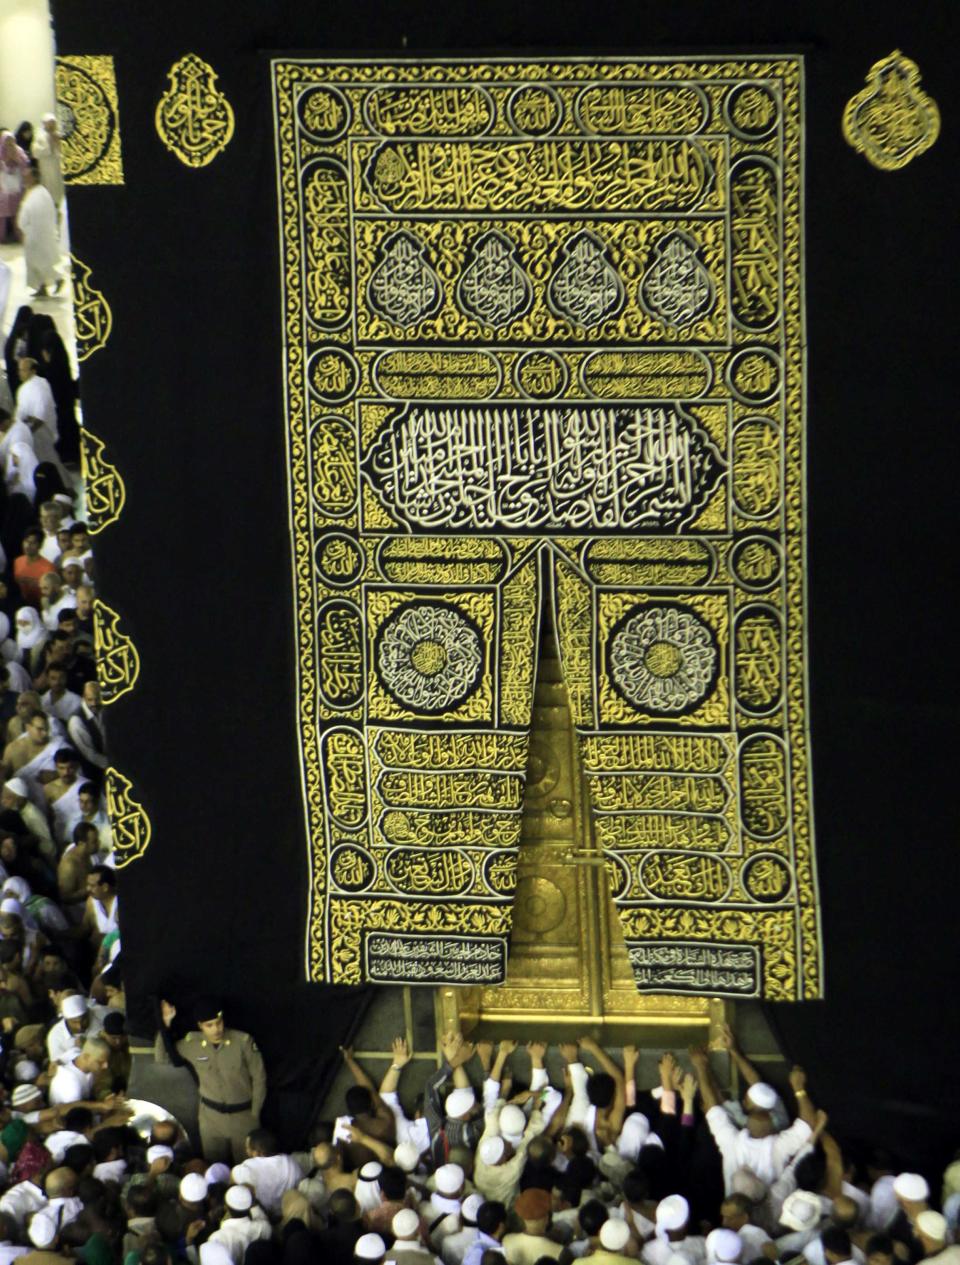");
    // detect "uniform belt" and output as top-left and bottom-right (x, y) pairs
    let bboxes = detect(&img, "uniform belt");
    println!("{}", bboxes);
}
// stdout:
(199, 1097), (252, 1114)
